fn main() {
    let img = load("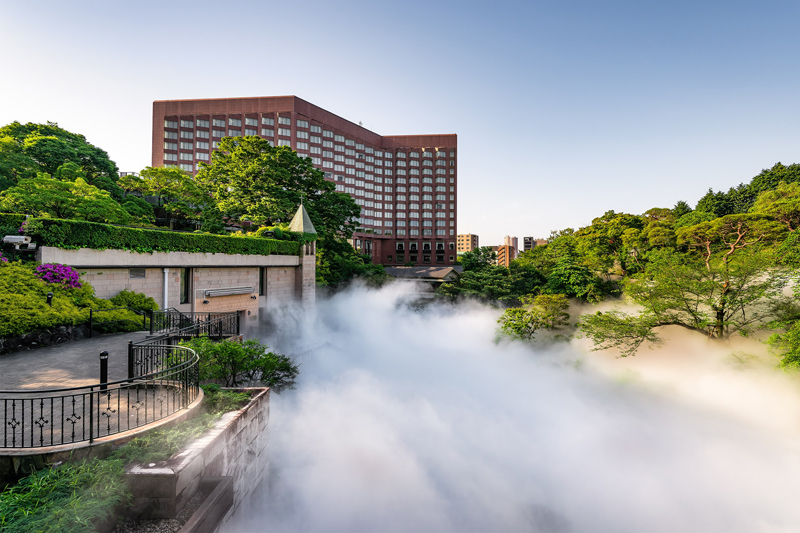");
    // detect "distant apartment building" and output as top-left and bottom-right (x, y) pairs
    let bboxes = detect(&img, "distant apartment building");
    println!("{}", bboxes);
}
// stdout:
(457, 233), (479, 253)
(152, 96), (457, 267)
(503, 236), (518, 259)
(523, 237), (548, 252)
(496, 245), (515, 267)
